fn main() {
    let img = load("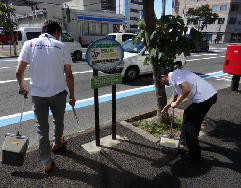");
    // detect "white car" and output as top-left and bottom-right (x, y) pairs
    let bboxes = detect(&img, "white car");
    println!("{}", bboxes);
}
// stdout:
(115, 39), (186, 81)
(106, 33), (136, 45)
